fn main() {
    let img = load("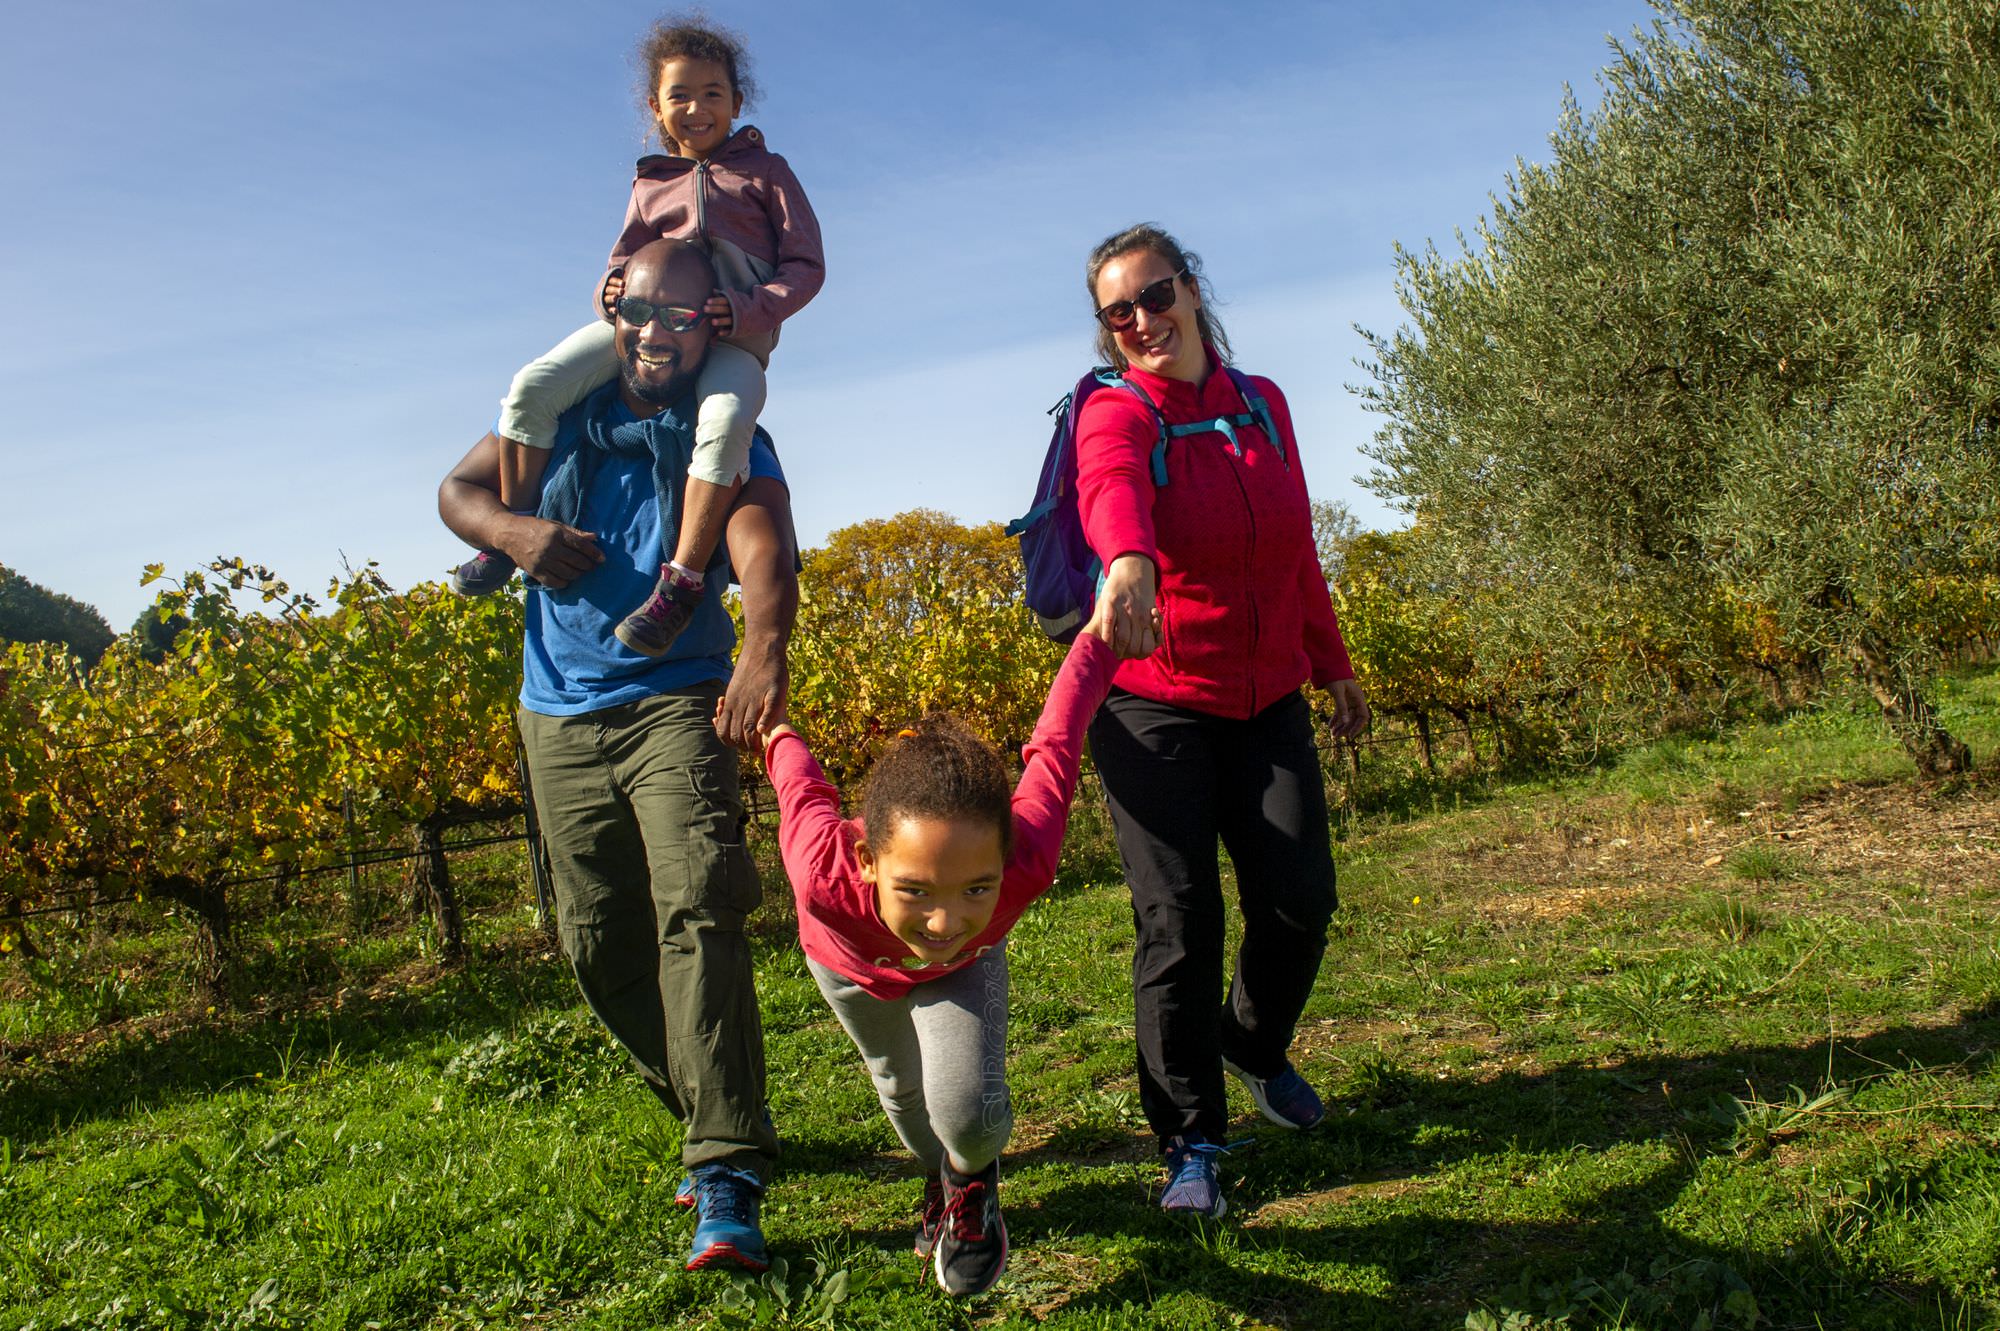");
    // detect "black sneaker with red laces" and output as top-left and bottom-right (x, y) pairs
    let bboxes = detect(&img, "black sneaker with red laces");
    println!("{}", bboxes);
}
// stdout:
(913, 1177), (947, 1258)
(932, 1159), (1007, 1296)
